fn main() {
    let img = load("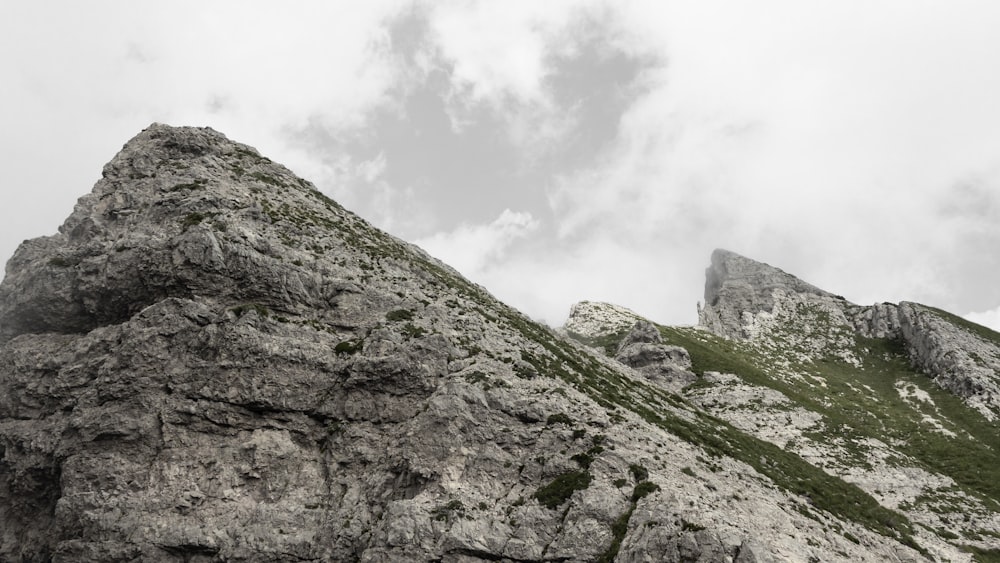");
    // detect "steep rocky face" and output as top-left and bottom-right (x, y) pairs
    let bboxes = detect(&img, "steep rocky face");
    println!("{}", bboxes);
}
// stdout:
(0, 125), (933, 562)
(699, 249), (842, 340)
(568, 293), (1000, 558)
(697, 249), (1000, 421)
(894, 303), (1000, 421)
(614, 321), (696, 391)
(562, 301), (644, 339)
